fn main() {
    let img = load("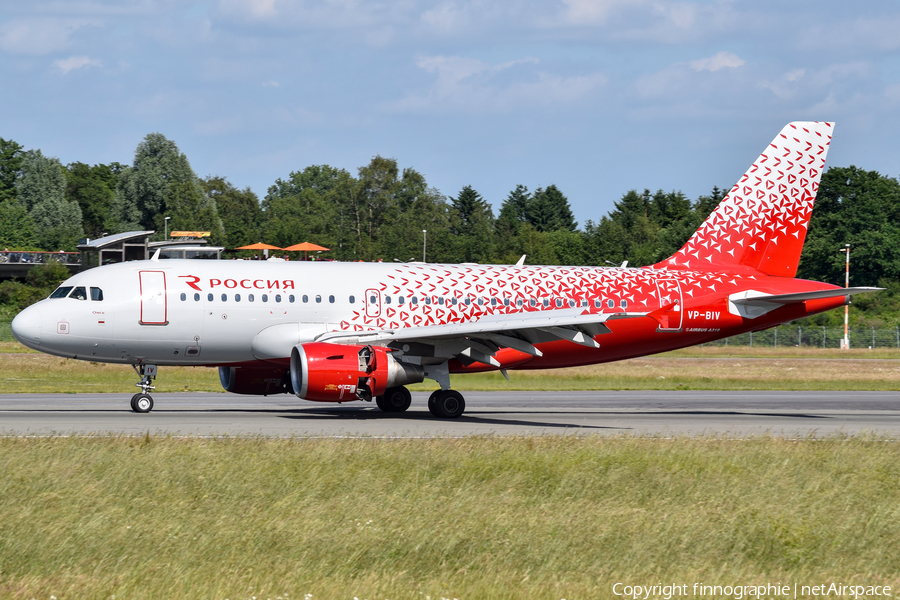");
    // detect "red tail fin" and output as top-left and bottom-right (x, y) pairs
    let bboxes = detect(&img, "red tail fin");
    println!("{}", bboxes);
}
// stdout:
(657, 122), (834, 277)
